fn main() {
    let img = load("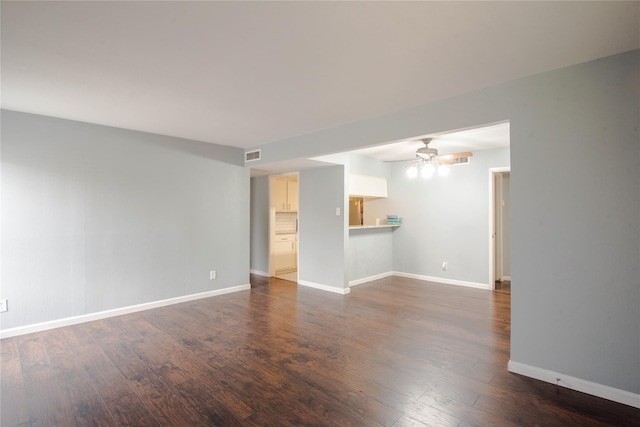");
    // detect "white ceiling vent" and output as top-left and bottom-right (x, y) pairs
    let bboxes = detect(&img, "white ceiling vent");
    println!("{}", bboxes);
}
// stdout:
(245, 149), (261, 162)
